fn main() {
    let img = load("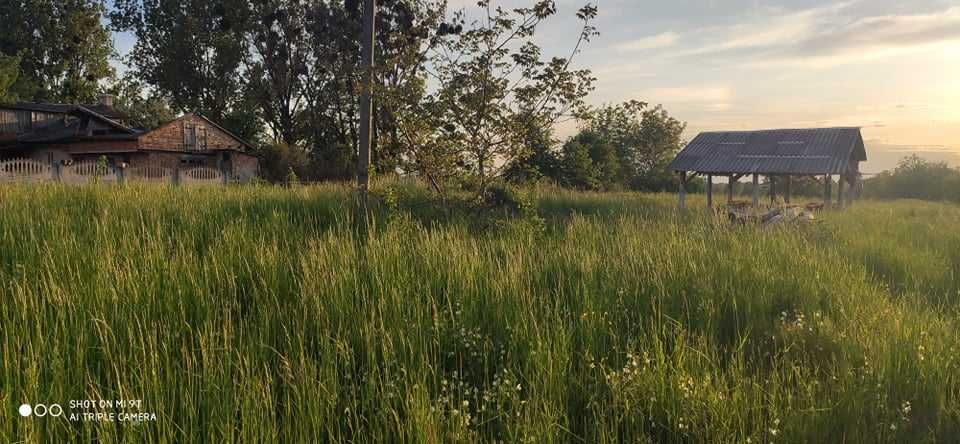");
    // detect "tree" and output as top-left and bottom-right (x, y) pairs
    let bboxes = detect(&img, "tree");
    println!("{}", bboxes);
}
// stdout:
(559, 137), (599, 190)
(562, 101), (686, 191)
(0, 0), (114, 102)
(245, 0), (310, 147)
(864, 155), (960, 202)
(406, 0), (597, 196)
(105, 75), (176, 130)
(110, 0), (250, 121)
(503, 112), (560, 184)
(0, 52), (19, 104)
